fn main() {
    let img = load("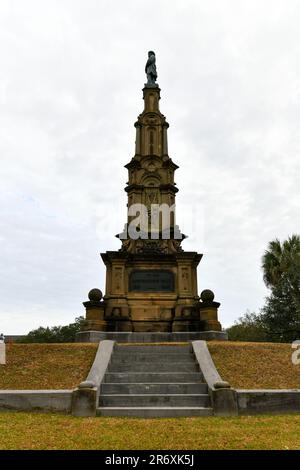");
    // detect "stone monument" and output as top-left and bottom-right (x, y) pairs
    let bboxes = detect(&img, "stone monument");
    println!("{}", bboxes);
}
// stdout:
(77, 52), (227, 342)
